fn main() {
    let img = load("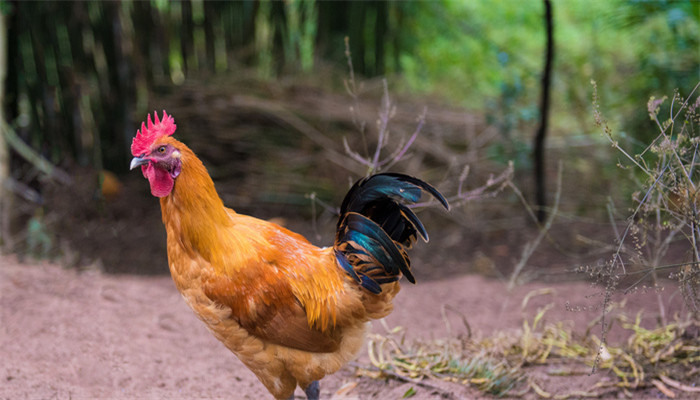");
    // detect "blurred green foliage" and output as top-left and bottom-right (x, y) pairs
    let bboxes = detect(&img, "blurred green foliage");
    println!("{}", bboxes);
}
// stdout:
(396, 0), (698, 144)
(5, 0), (698, 174)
